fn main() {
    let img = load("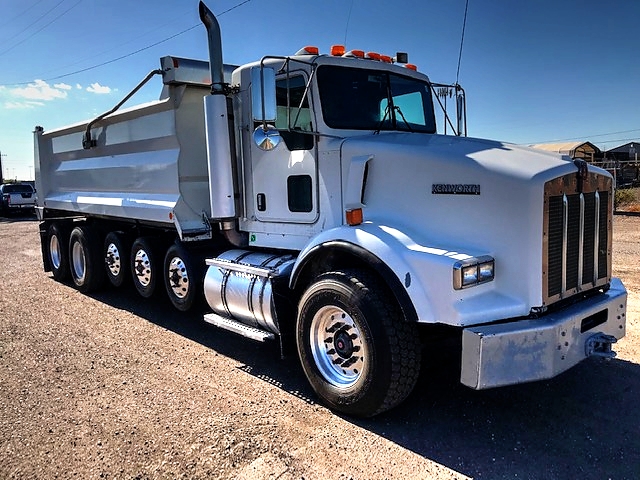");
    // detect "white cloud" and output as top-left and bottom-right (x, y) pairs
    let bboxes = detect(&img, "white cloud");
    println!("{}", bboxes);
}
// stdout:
(76, 83), (82, 89)
(86, 82), (111, 94)
(10, 79), (69, 101)
(4, 100), (46, 109)
(54, 82), (72, 90)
